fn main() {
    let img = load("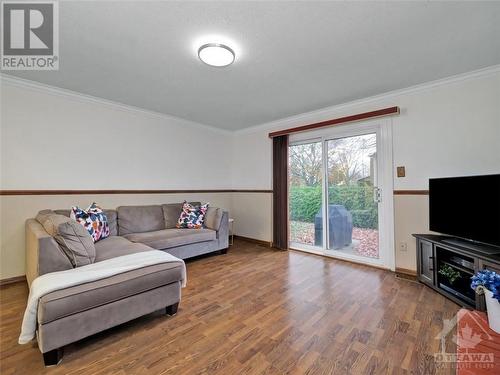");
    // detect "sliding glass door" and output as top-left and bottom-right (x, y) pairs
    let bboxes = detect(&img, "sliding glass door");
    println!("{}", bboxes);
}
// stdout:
(325, 133), (379, 259)
(288, 120), (394, 269)
(288, 140), (323, 249)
